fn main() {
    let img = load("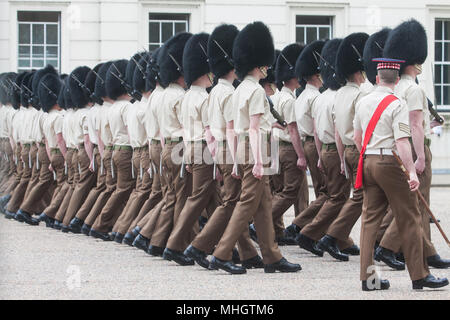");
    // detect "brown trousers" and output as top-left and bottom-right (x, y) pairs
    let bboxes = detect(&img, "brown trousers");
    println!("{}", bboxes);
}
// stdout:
(0, 139), (15, 194)
(83, 148), (116, 226)
(75, 148), (106, 221)
(54, 149), (79, 222)
(271, 144), (307, 238)
(23, 144), (39, 201)
(92, 147), (135, 233)
(20, 144), (54, 214)
(166, 142), (222, 252)
(44, 151), (68, 219)
(149, 142), (192, 248)
(360, 155), (429, 281)
(213, 139), (283, 264)
(62, 146), (96, 226)
(379, 145), (437, 257)
(113, 147), (152, 235)
(7, 144), (32, 212)
(292, 139), (329, 229)
(191, 143), (258, 260)
(4, 143), (22, 195)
